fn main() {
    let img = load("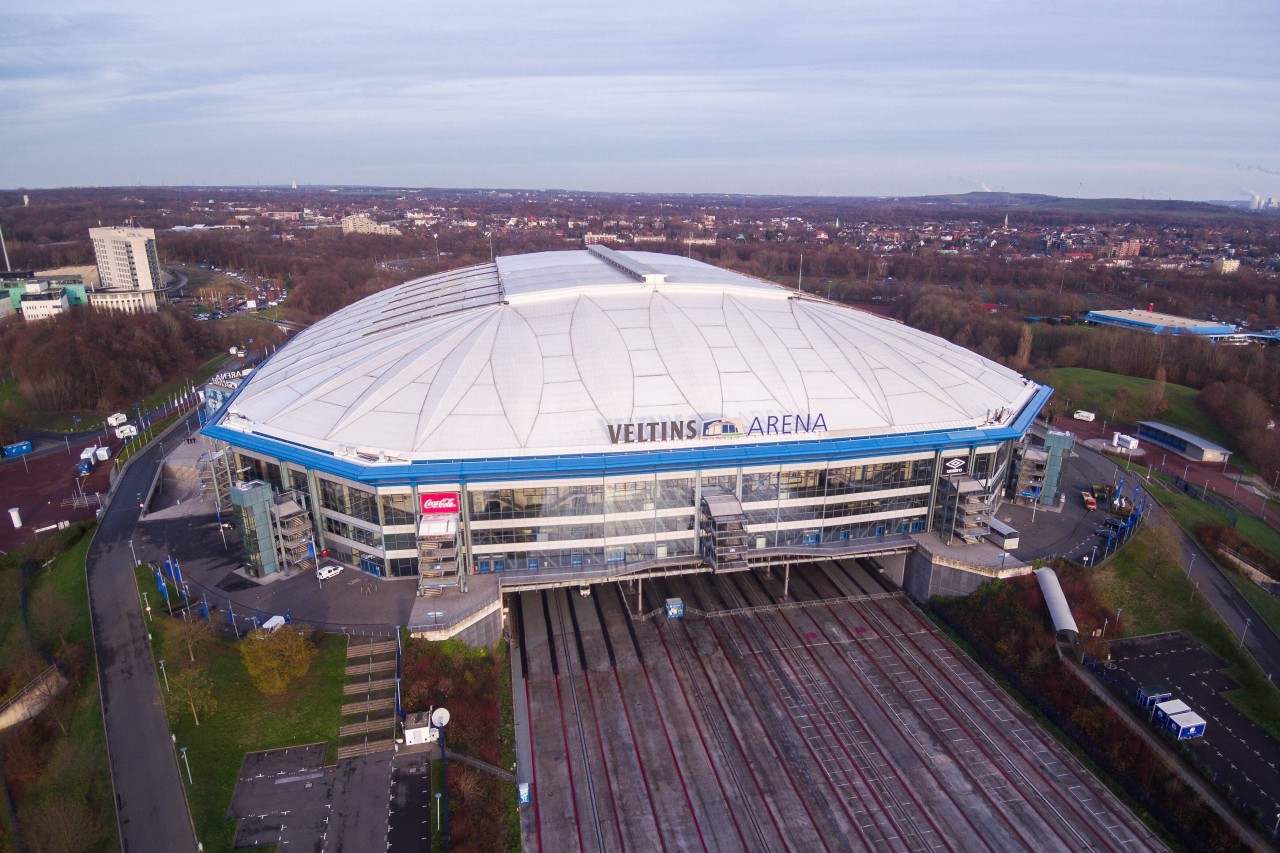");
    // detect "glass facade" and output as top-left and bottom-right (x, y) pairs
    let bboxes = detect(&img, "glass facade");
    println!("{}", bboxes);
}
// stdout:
(228, 441), (1013, 579)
